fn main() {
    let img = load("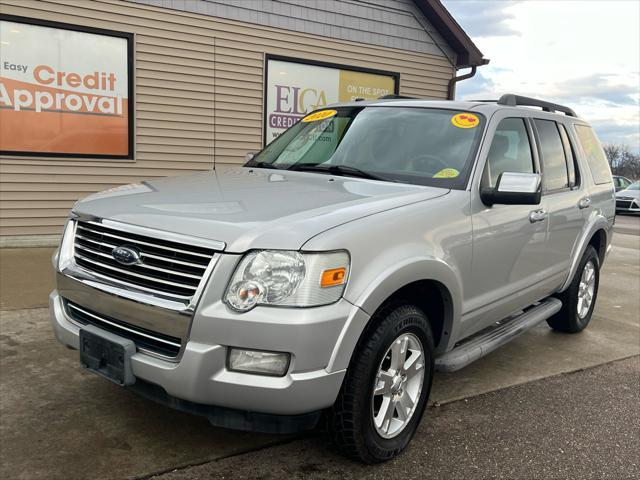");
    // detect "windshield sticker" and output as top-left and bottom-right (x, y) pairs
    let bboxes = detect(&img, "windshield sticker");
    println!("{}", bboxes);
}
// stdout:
(302, 109), (338, 123)
(451, 113), (479, 129)
(433, 168), (460, 178)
